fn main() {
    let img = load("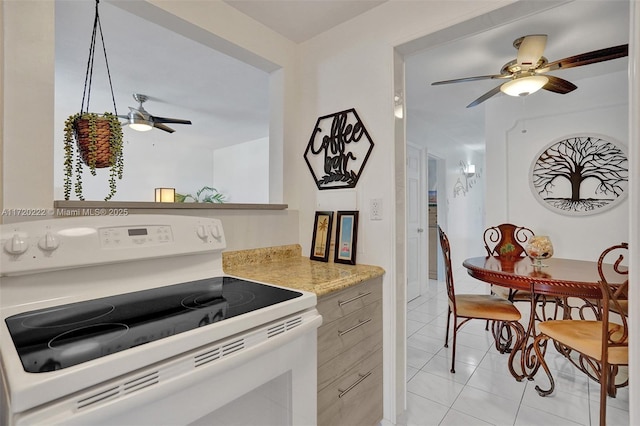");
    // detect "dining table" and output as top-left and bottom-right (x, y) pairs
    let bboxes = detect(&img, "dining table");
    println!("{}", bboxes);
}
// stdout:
(462, 255), (619, 381)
